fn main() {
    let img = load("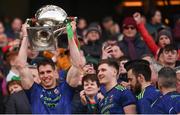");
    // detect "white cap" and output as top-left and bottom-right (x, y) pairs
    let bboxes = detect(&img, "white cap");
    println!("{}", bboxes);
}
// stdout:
(6, 70), (20, 82)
